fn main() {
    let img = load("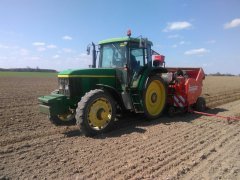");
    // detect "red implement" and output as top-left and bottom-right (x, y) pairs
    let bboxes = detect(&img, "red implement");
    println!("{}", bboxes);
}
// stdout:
(166, 67), (205, 115)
